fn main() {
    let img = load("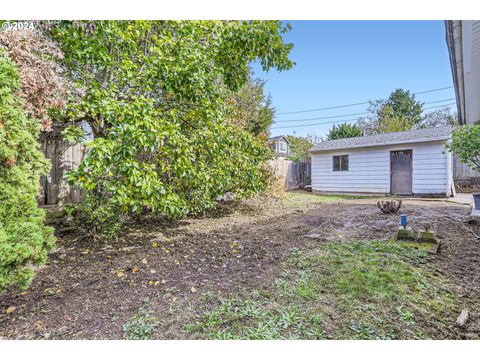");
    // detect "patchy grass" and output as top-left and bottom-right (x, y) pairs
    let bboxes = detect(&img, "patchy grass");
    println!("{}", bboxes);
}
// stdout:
(186, 240), (462, 340)
(284, 191), (376, 208)
(185, 297), (325, 340)
(3, 195), (475, 339)
(123, 300), (159, 340)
